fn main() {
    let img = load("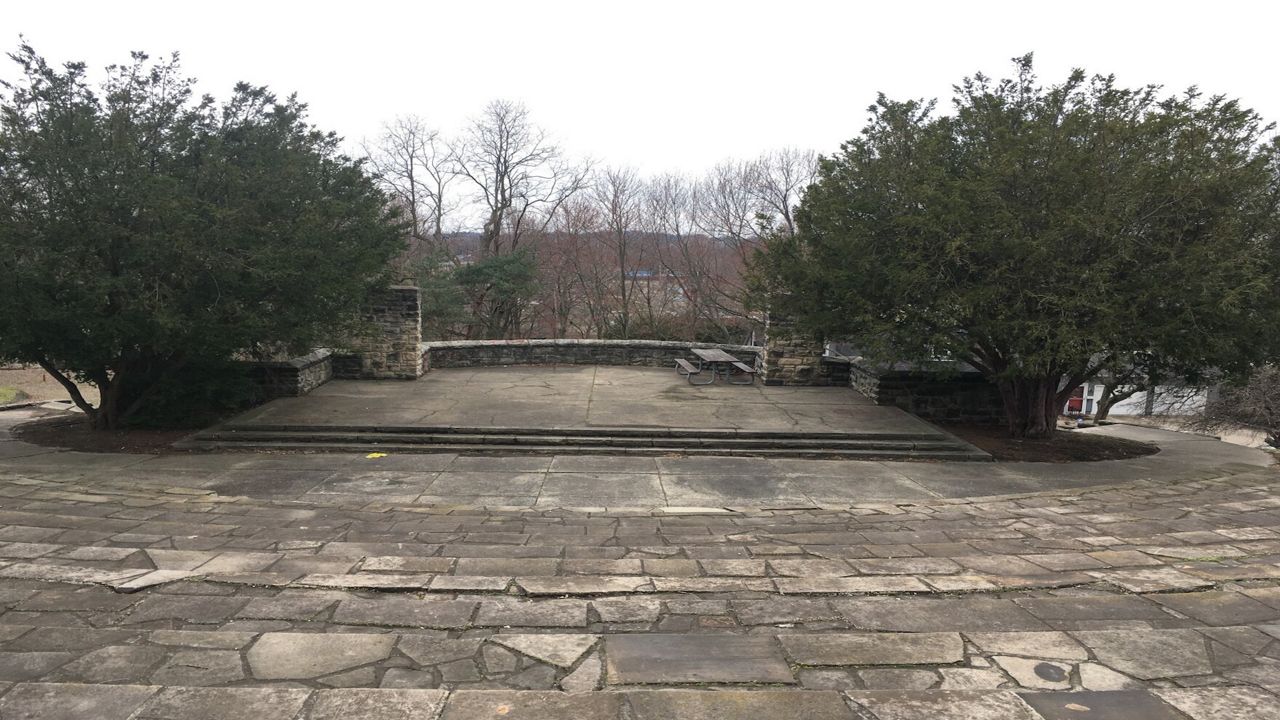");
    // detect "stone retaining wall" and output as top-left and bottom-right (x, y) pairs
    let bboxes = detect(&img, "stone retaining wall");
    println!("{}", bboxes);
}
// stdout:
(850, 361), (1006, 424)
(242, 349), (333, 398)
(421, 339), (761, 371)
(333, 286), (424, 380)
